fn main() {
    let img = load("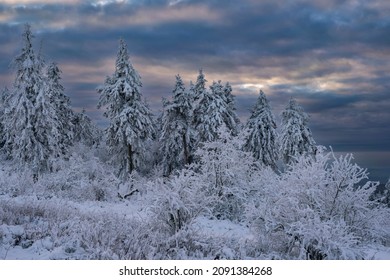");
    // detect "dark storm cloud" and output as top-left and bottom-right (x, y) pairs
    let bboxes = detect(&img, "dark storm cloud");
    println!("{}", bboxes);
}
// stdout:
(0, 0), (389, 181)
